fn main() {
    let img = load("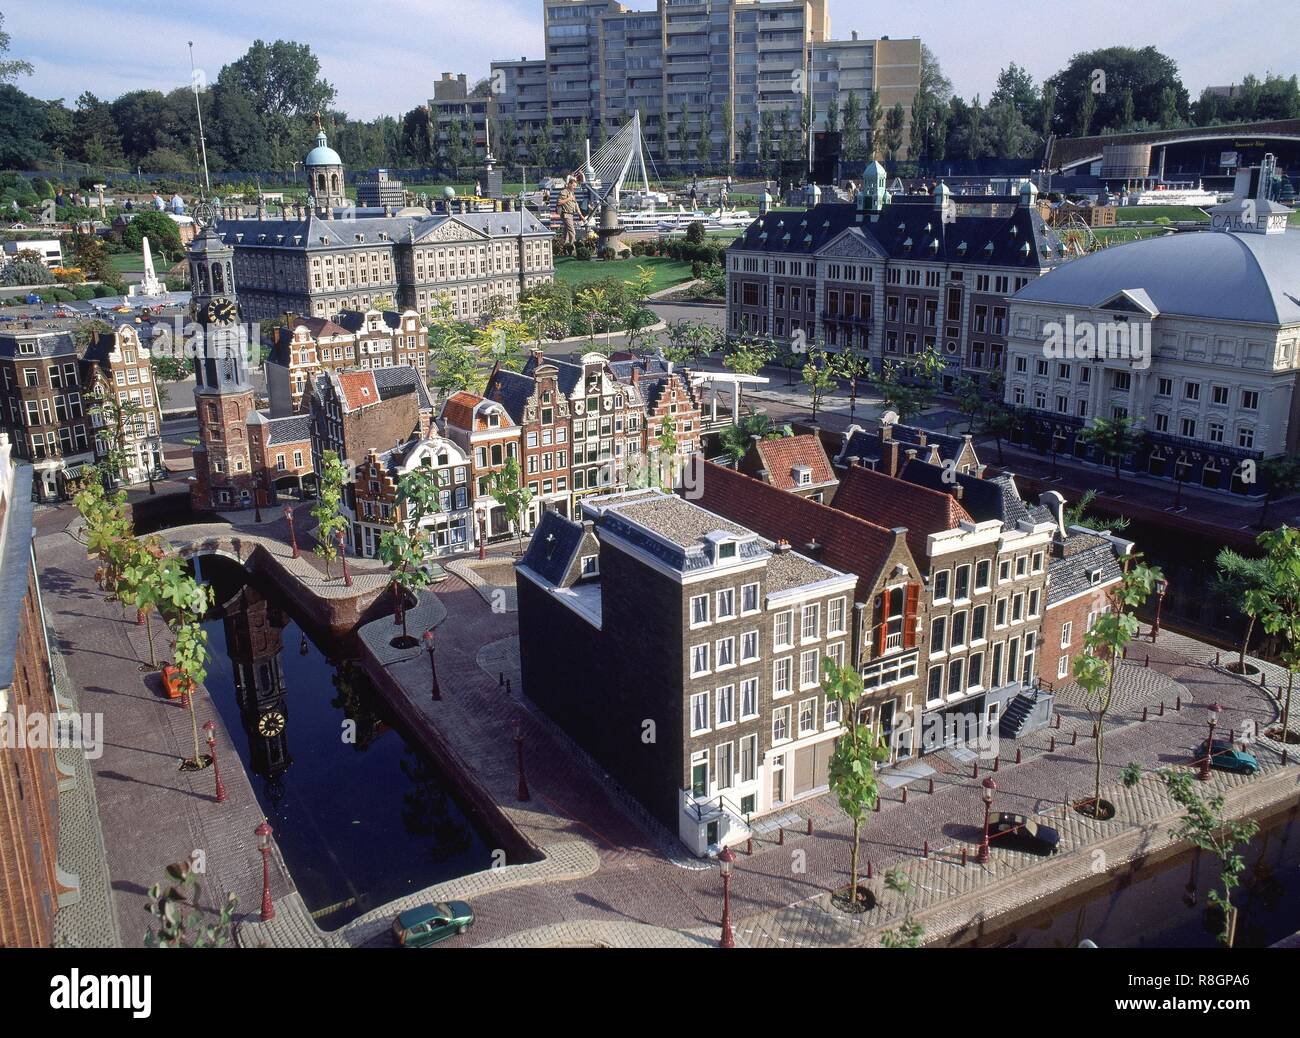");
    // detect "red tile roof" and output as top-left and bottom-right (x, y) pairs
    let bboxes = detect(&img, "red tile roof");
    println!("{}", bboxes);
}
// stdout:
(692, 461), (908, 598)
(335, 370), (380, 412)
(440, 390), (484, 431)
(751, 434), (837, 491)
(831, 462), (972, 562)
(294, 316), (351, 338)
